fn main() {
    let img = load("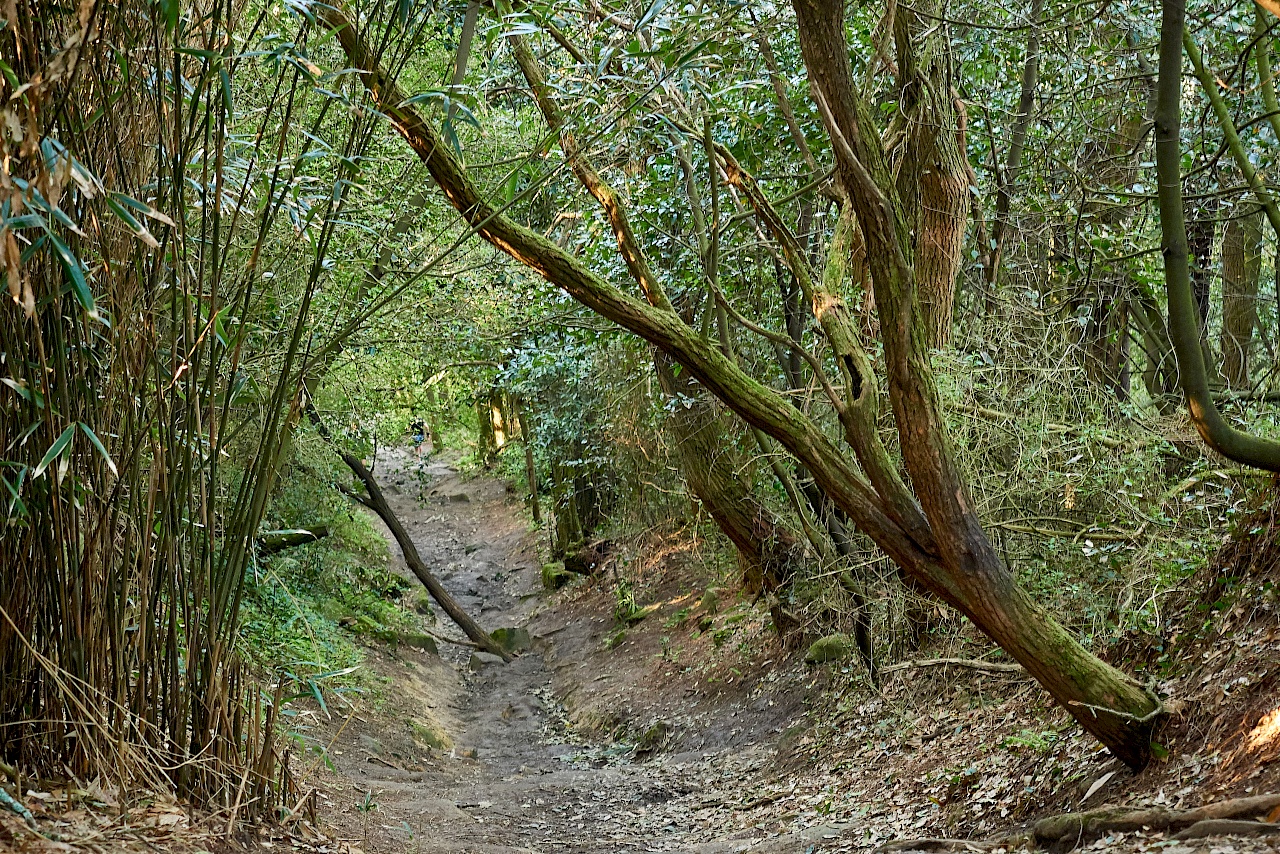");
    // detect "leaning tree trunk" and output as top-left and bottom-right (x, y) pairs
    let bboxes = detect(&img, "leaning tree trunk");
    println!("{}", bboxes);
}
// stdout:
(1155, 0), (1280, 471)
(1220, 202), (1264, 388)
(654, 352), (802, 594)
(792, 0), (1162, 769)
(308, 405), (512, 661)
